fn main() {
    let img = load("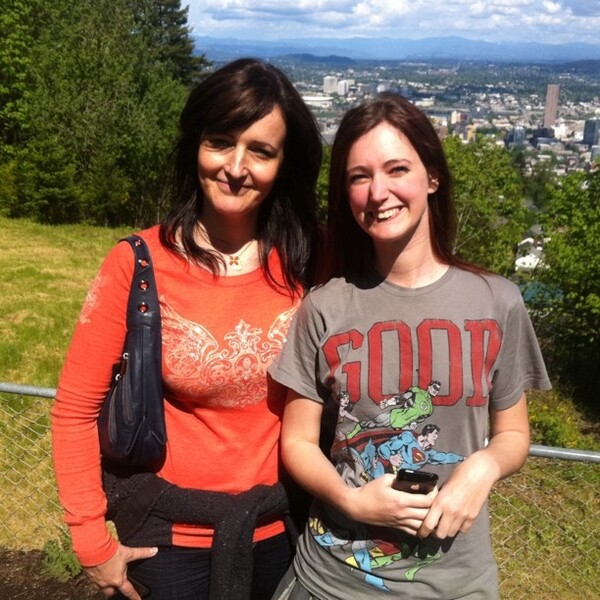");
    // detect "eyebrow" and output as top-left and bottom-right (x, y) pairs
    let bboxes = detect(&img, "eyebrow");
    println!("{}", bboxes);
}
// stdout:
(346, 158), (412, 172)
(203, 134), (281, 152)
(251, 140), (280, 151)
